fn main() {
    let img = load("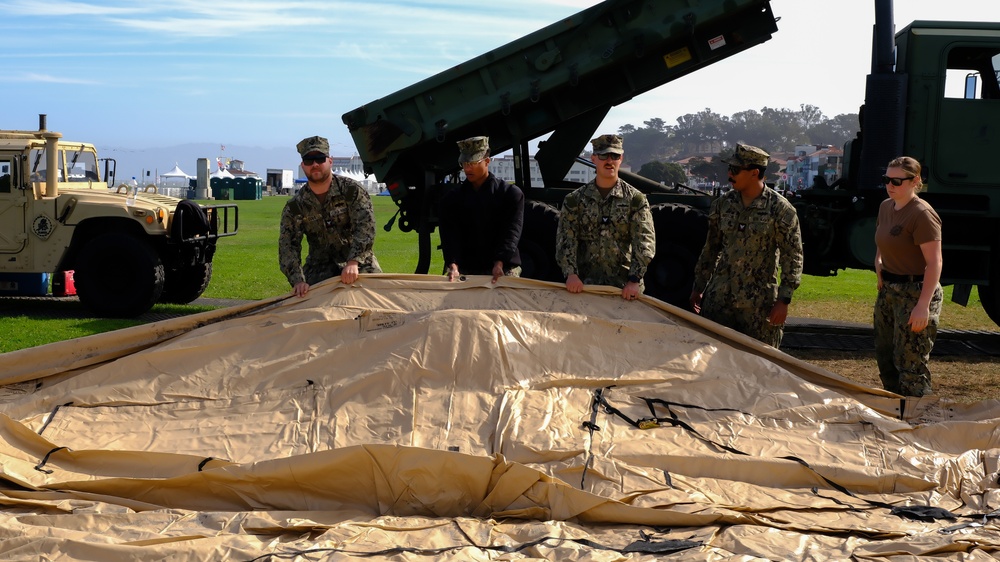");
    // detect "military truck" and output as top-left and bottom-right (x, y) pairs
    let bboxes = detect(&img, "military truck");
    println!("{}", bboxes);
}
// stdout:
(793, 3), (1000, 326)
(343, 0), (1000, 326)
(0, 115), (238, 317)
(343, 0), (777, 307)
